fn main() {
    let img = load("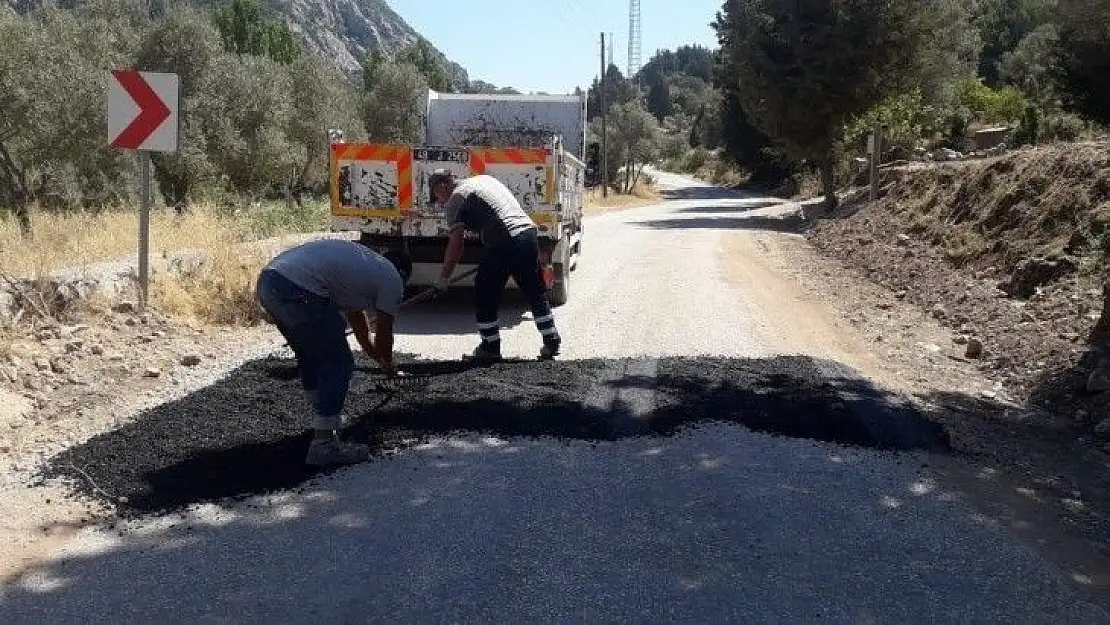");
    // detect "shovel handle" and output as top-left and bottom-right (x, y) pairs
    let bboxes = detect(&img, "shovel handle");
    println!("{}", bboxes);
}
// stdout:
(399, 266), (479, 308)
